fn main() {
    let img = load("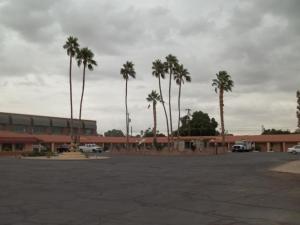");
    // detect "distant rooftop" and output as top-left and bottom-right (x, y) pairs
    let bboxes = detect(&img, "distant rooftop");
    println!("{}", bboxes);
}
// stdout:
(0, 112), (96, 122)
